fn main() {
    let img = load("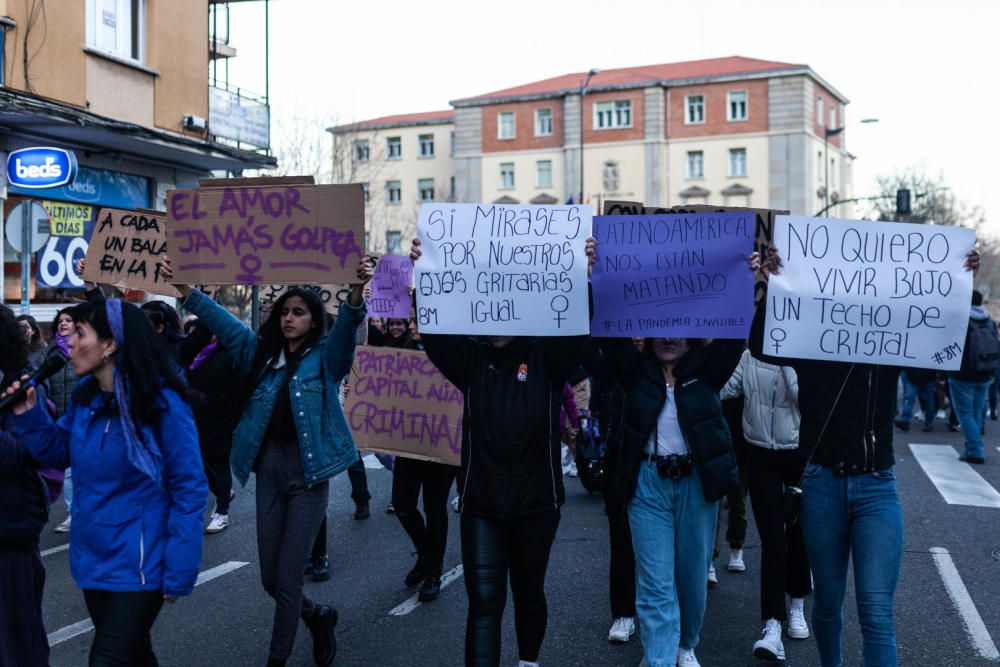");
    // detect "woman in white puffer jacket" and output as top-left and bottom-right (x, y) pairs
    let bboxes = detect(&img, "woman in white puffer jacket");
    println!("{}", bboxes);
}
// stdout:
(721, 349), (812, 663)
